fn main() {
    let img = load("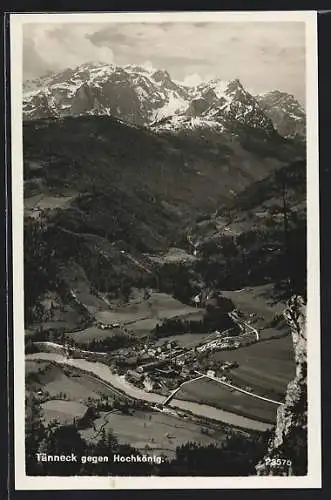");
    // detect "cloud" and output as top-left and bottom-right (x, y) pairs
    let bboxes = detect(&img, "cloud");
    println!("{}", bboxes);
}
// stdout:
(23, 37), (53, 80)
(23, 23), (114, 78)
(23, 20), (306, 102)
(182, 73), (202, 87)
(181, 72), (218, 87)
(87, 29), (128, 45)
(141, 60), (155, 71)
